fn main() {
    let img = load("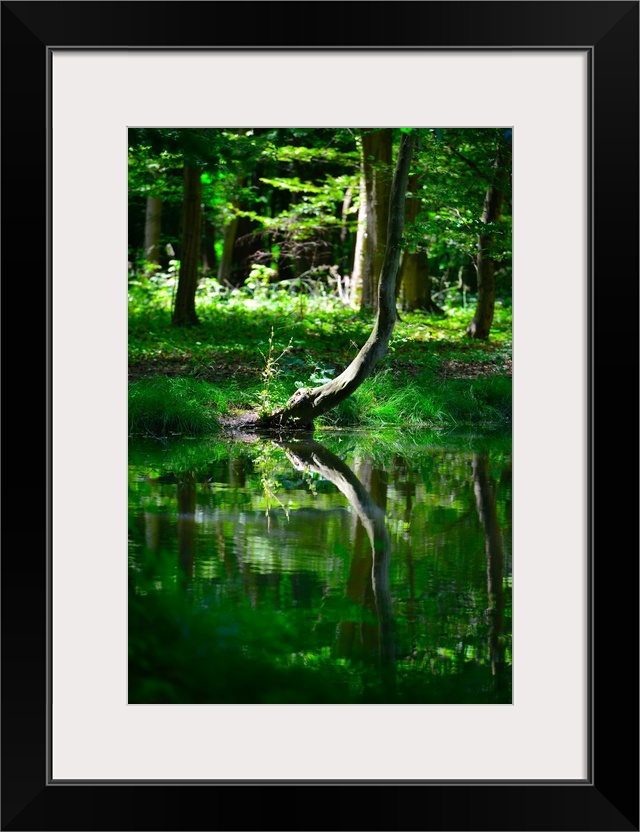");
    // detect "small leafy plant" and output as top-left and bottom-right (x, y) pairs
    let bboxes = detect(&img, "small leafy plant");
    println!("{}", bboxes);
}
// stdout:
(257, 326), (293, 417)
